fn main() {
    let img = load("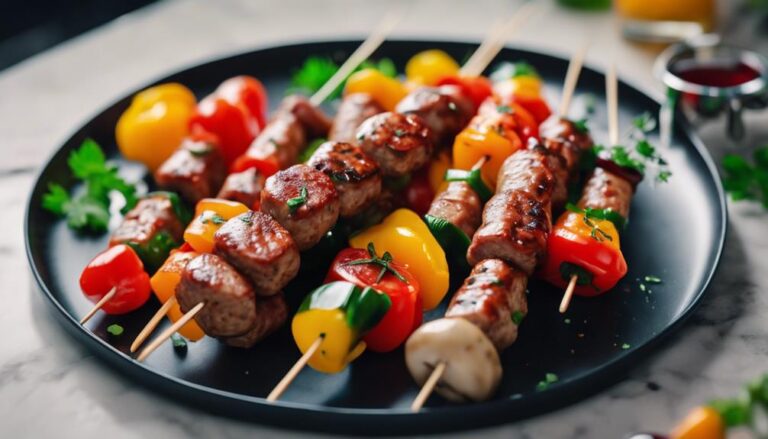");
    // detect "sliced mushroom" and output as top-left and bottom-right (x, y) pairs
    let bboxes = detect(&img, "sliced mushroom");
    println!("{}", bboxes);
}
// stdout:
(405, 317), (502, 402)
